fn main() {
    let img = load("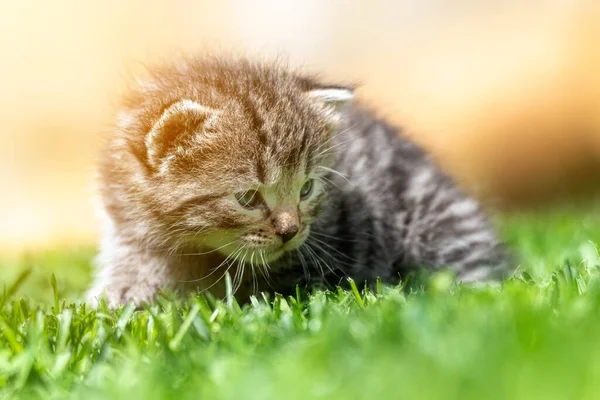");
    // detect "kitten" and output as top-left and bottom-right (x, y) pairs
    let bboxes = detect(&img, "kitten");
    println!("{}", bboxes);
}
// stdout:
(87, 56), (510, 307)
